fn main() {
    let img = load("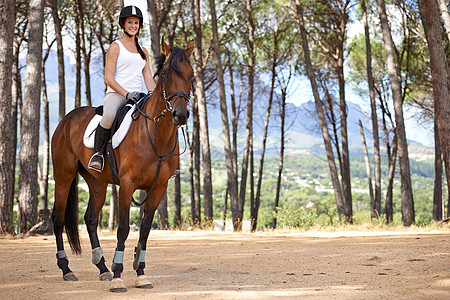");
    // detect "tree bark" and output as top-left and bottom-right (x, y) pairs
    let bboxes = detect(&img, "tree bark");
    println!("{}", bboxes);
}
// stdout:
(295, 1), (346, 220)
(192, 0), (213, 227)
(72, 0), (81, 108)
(157, 193), (169, 229)
(418, 0), (450, 221)
(237, 0), (255, 230)
(174, 164), (181, 228)
(49, 0), (66, 121)
(38, 48), (51, 212)
(0, 0), (15, 234)
(108, 184), (118, 231)
(376, 0), (414, 226)
(432, 120), (443, 221)
(360, 0), (381, 217)
(385, 134), (397, 224)
(147, 0), (161, 73)
(78, 0), (92, 106)
(436, 0), (450, 43)
(208, 0), (239, 230)
(336, 0), (352, 221)
(18, 0), (45, 233)
(272, 91), (286, 229)
(192, 89), (201, 226)
(359, 120), (374, 216)
(253, 34), (277, 231)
